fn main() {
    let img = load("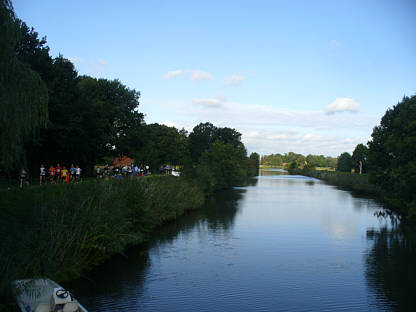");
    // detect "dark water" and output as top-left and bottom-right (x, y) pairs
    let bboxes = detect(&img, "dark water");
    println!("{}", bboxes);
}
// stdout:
(70, 170), (415, 311)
